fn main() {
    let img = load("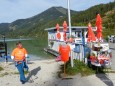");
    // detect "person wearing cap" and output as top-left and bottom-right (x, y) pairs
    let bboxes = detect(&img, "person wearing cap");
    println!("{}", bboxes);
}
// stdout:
(11, 41), (28, 84)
